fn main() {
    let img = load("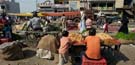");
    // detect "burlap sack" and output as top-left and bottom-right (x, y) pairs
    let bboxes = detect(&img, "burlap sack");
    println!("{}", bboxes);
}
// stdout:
(0, 41), (24, 60)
